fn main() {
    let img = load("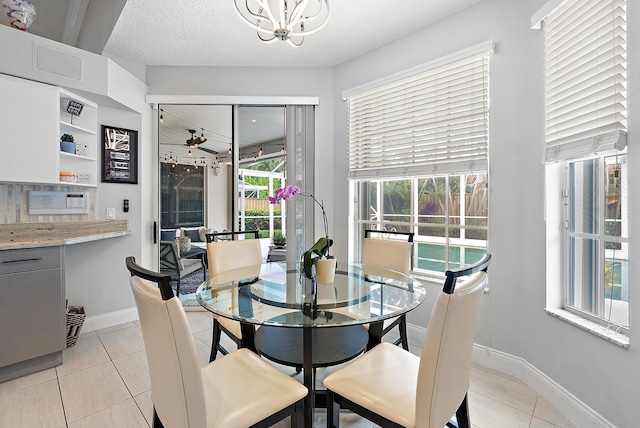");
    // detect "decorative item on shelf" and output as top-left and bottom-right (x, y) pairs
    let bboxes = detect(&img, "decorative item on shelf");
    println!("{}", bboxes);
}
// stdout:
(75, 144), (87, 156)
(269, 185), (334, 280)
(60, 171), (78, 183)
(77, 173), (91, 184)
(2, 0), (36, 32)
(60, 133), (76, 154)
